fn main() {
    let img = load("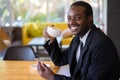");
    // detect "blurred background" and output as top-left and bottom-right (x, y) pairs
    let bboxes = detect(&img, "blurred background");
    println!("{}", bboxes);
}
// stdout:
(0, 0), (106, 29)
(0, 0), (120, 59)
